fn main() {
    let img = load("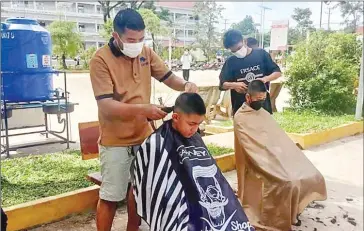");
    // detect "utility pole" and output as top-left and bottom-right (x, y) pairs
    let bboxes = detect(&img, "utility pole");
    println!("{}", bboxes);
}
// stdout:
(319, 1), (323, 29)
(183, 22), (186, 47)
(355, 47), (364, 120)
(327, 7), (332, 30)
(224, 19), (228, 32)
(260, 7), (263, 47)
(324, 1), (334, 31)
(259, 5), (272, 48)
